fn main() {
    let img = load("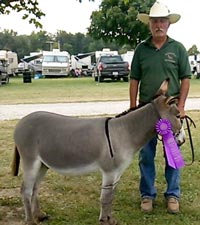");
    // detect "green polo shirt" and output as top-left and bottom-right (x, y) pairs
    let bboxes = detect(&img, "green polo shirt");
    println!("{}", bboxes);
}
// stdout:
(130, 36), (191, 103)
